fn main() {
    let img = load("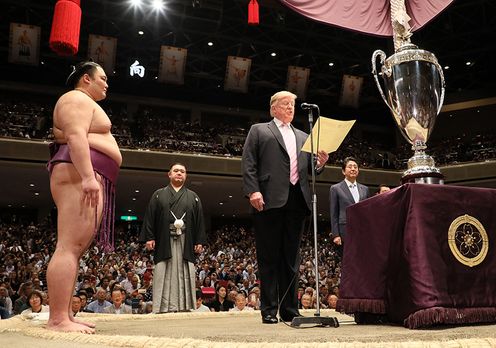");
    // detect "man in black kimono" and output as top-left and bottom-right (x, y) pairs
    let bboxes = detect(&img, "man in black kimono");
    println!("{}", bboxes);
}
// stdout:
(140, 163), (206, 313)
